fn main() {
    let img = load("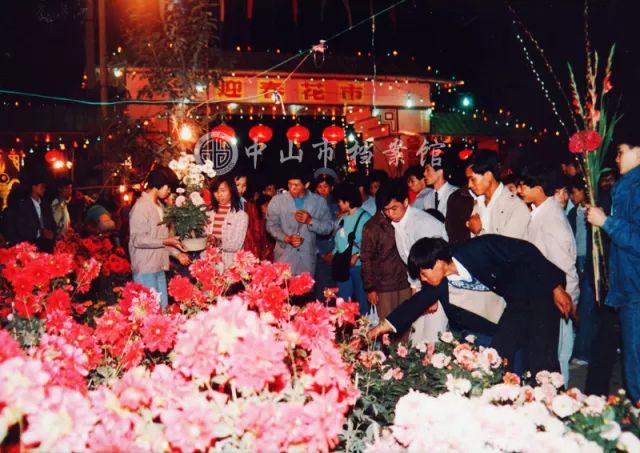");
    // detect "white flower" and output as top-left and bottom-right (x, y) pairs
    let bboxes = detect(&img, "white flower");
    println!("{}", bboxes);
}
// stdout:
(465, 334), (476, 344)
(600, 421), (622, 441)
(175, 195), (186, 208)
(430, 353), (450, 369)
(439, 331), (454, 343)
(549, 372), (565, 389)
(551, 394), (581, 418)
(445, 375), (471, 396)
(190, 192), (204, 206)
(414, 342), (427, 354)
(176, 187), (186, 194)
(617, 431), (640, 452)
